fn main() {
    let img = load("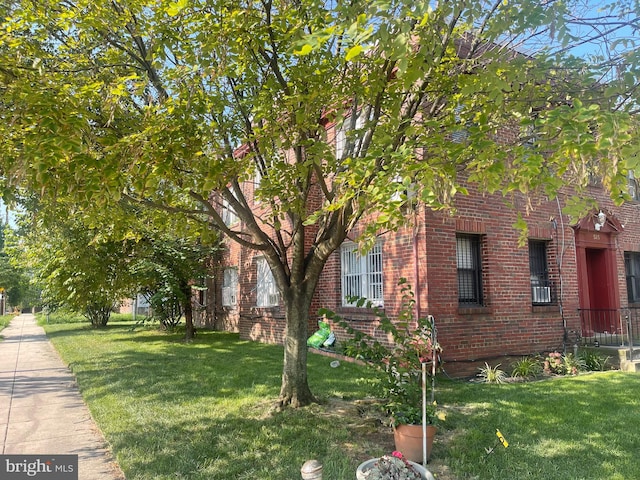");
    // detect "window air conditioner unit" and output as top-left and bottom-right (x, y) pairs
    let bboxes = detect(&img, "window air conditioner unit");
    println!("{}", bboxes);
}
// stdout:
(222, 287), (236, 306)
(532, 286), (551, 303)
(268, 293), (279, 306)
